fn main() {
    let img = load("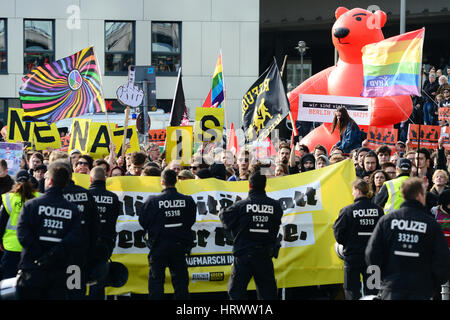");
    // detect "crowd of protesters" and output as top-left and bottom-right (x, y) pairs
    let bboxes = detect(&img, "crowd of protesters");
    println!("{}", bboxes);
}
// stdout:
(1, 98), (450, 299)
